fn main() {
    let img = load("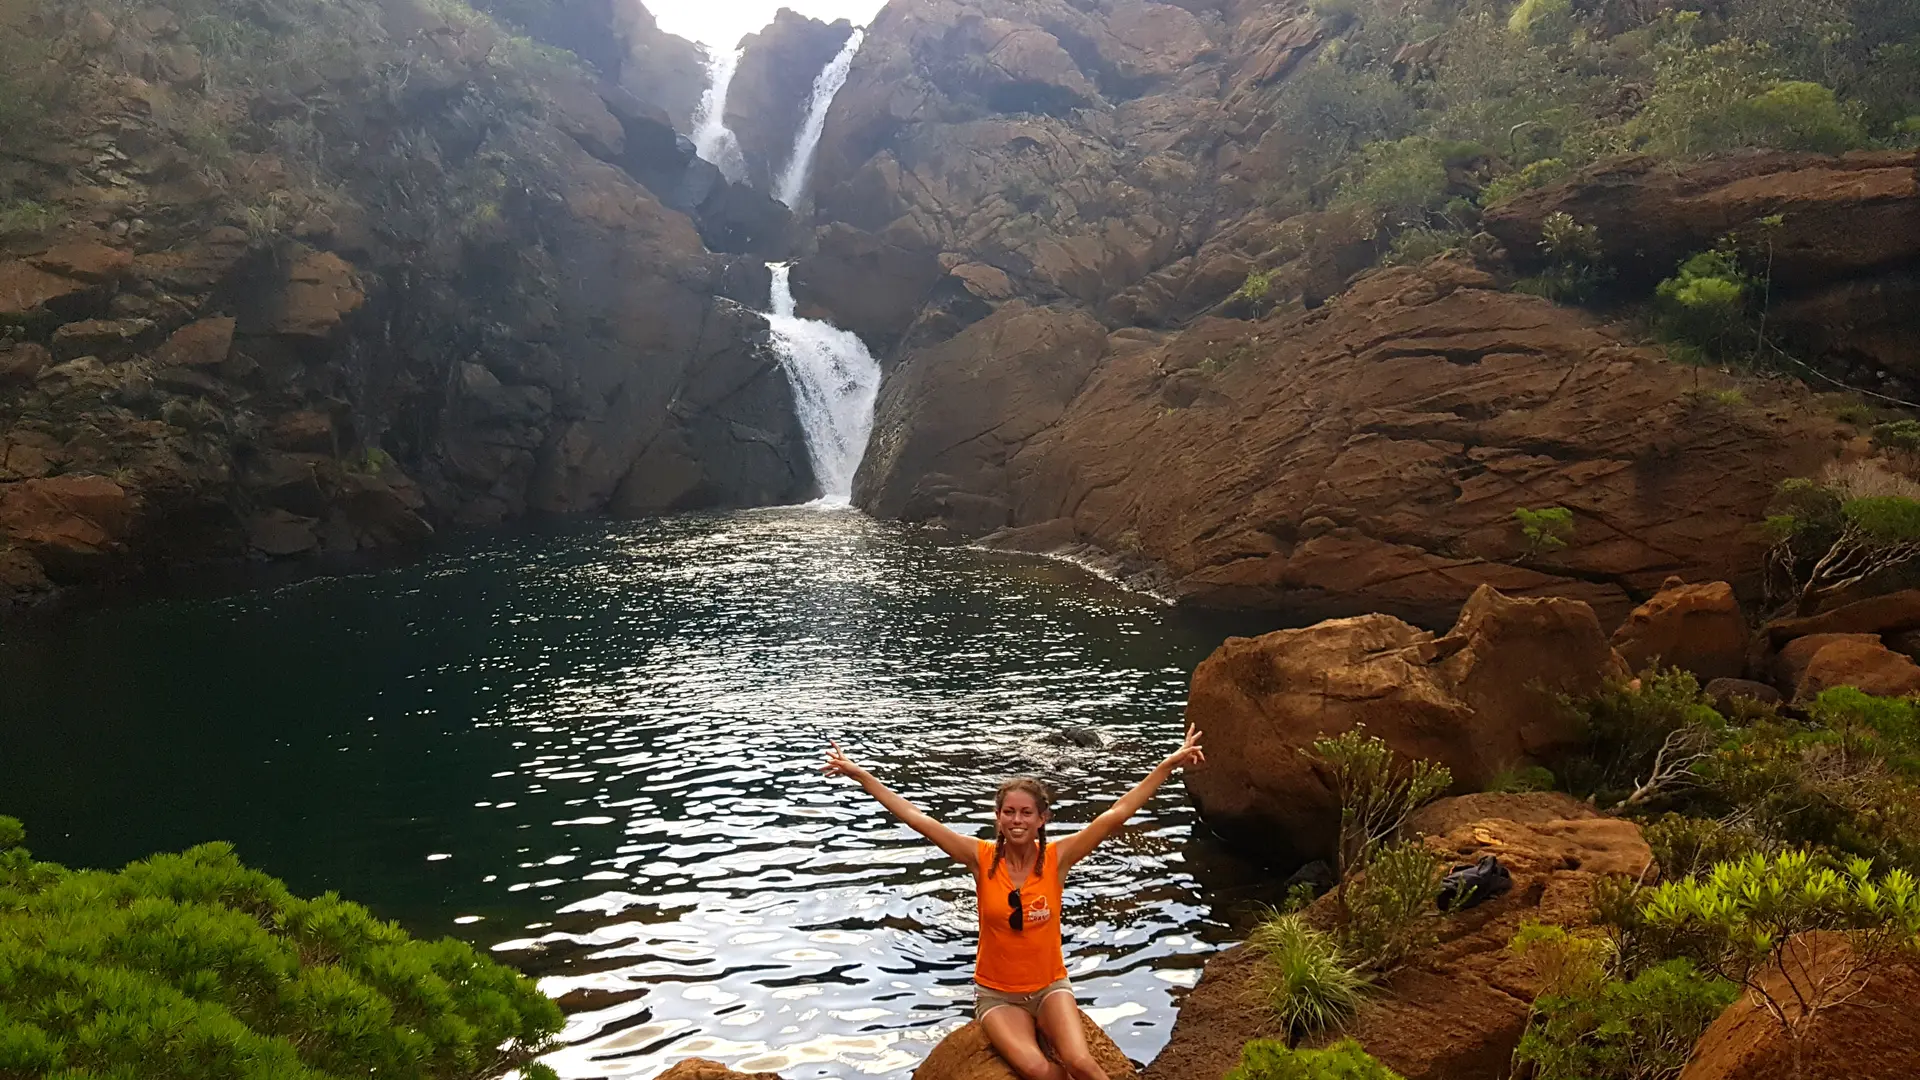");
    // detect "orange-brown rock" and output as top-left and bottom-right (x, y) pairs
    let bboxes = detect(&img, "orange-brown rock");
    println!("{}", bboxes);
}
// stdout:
(860, 260), (1835, 624)
(655, 1058), (785, 1080)
(153, 316), (236, 368)
(916, 1010), (1136, 1080)
(1793, 636), (1920, 700)
(1611, 579), (1748, 681)
(1762, 588), (1920, 646)
(0, 260), (93, 321)
(1769, 632), (1882, 694)
(1679, 933), (1920, 1080)
(1182, 584), (1625, 864)
(1145, 796), (1652, 1080)
(30, 243), (133, 284)
(0, 475), (139, 578)
(267, 250), (364, 337)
